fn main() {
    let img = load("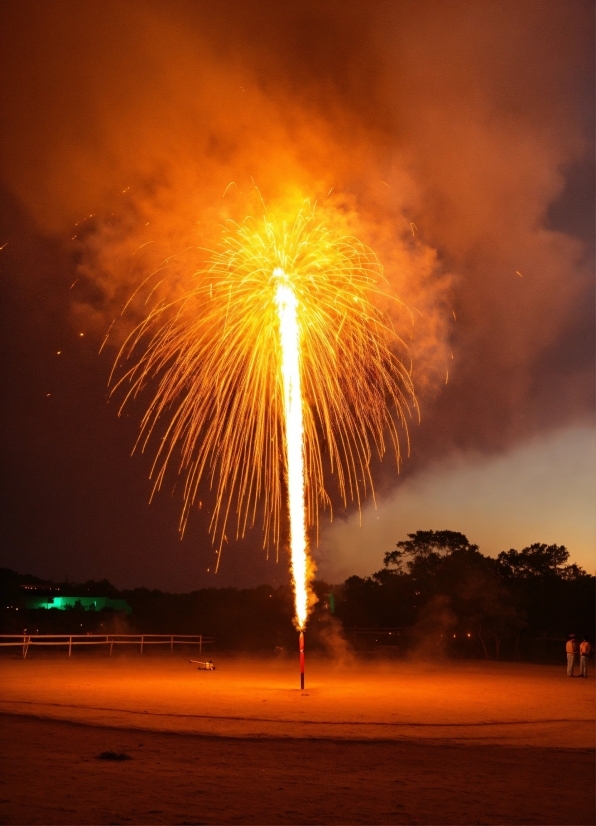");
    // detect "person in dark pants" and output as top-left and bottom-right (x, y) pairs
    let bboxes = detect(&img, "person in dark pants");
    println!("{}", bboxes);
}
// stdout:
(579, 637), (592, 678)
